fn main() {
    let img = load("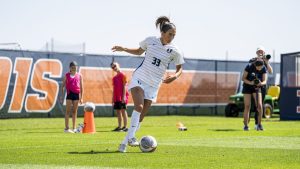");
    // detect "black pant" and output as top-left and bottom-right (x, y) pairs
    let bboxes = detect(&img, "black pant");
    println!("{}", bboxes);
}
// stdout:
(253, 86), (266, 124)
